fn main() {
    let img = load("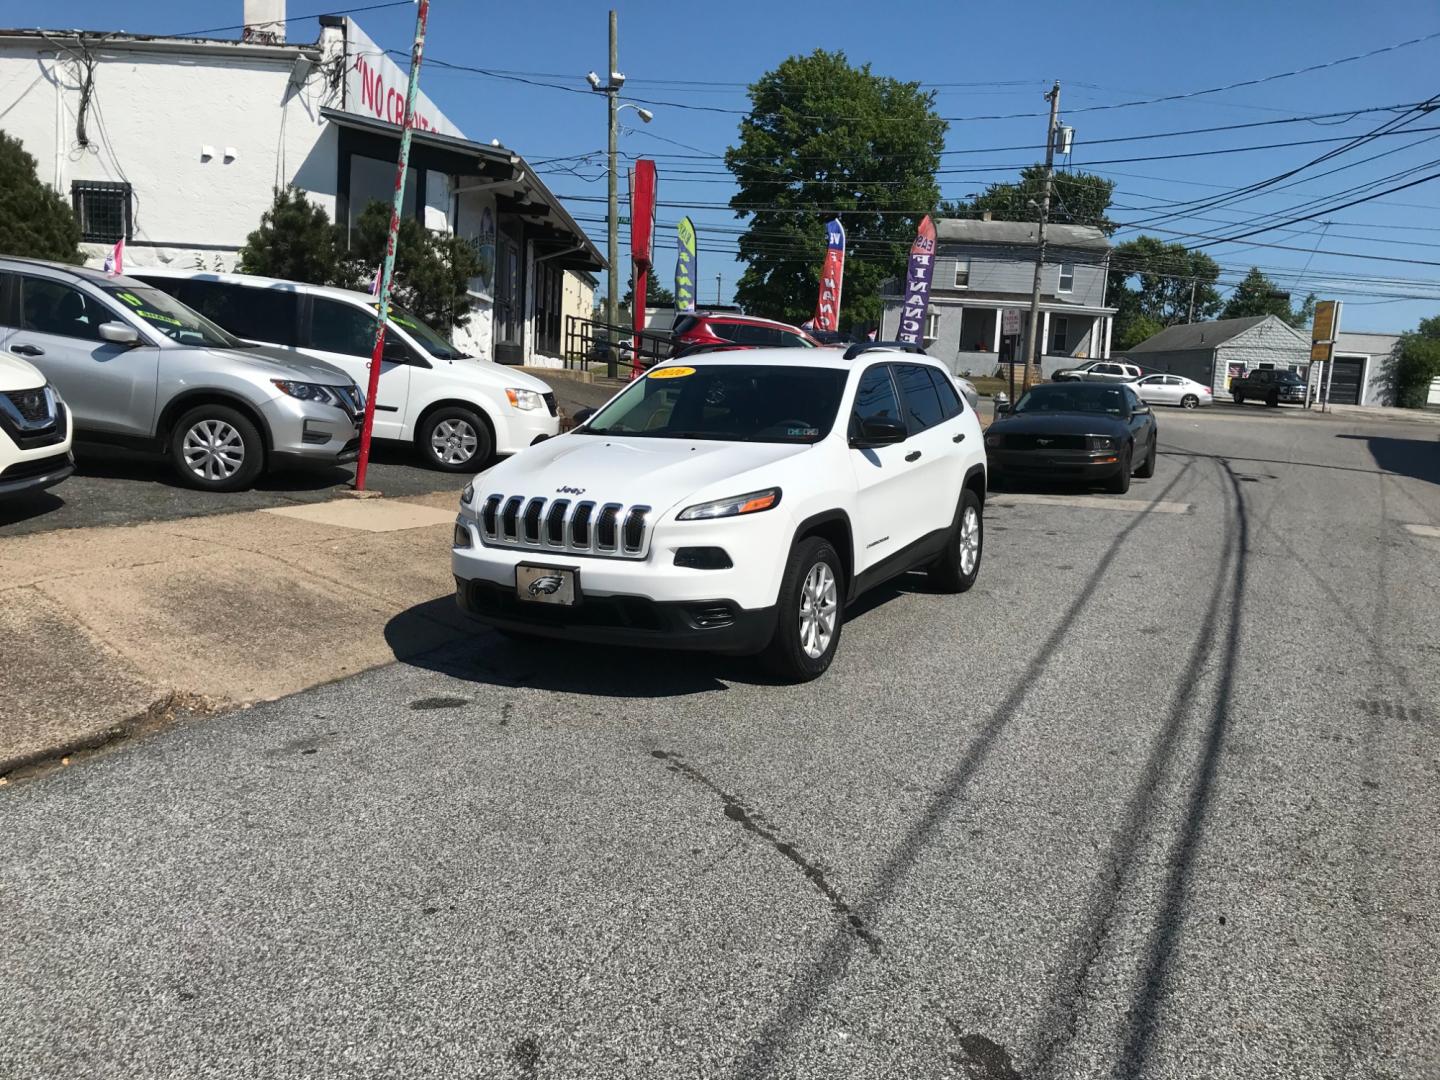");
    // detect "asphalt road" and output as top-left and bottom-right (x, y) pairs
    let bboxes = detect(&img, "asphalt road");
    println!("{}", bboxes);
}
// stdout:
(3, 407), (1439, 1080)
(0, 373), (617, 536)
